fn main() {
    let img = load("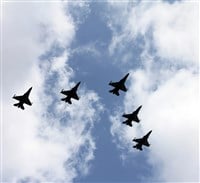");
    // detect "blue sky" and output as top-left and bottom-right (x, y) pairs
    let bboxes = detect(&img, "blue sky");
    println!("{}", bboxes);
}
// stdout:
(2, 0), (199, 182)
(69, 2), (153, 182)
